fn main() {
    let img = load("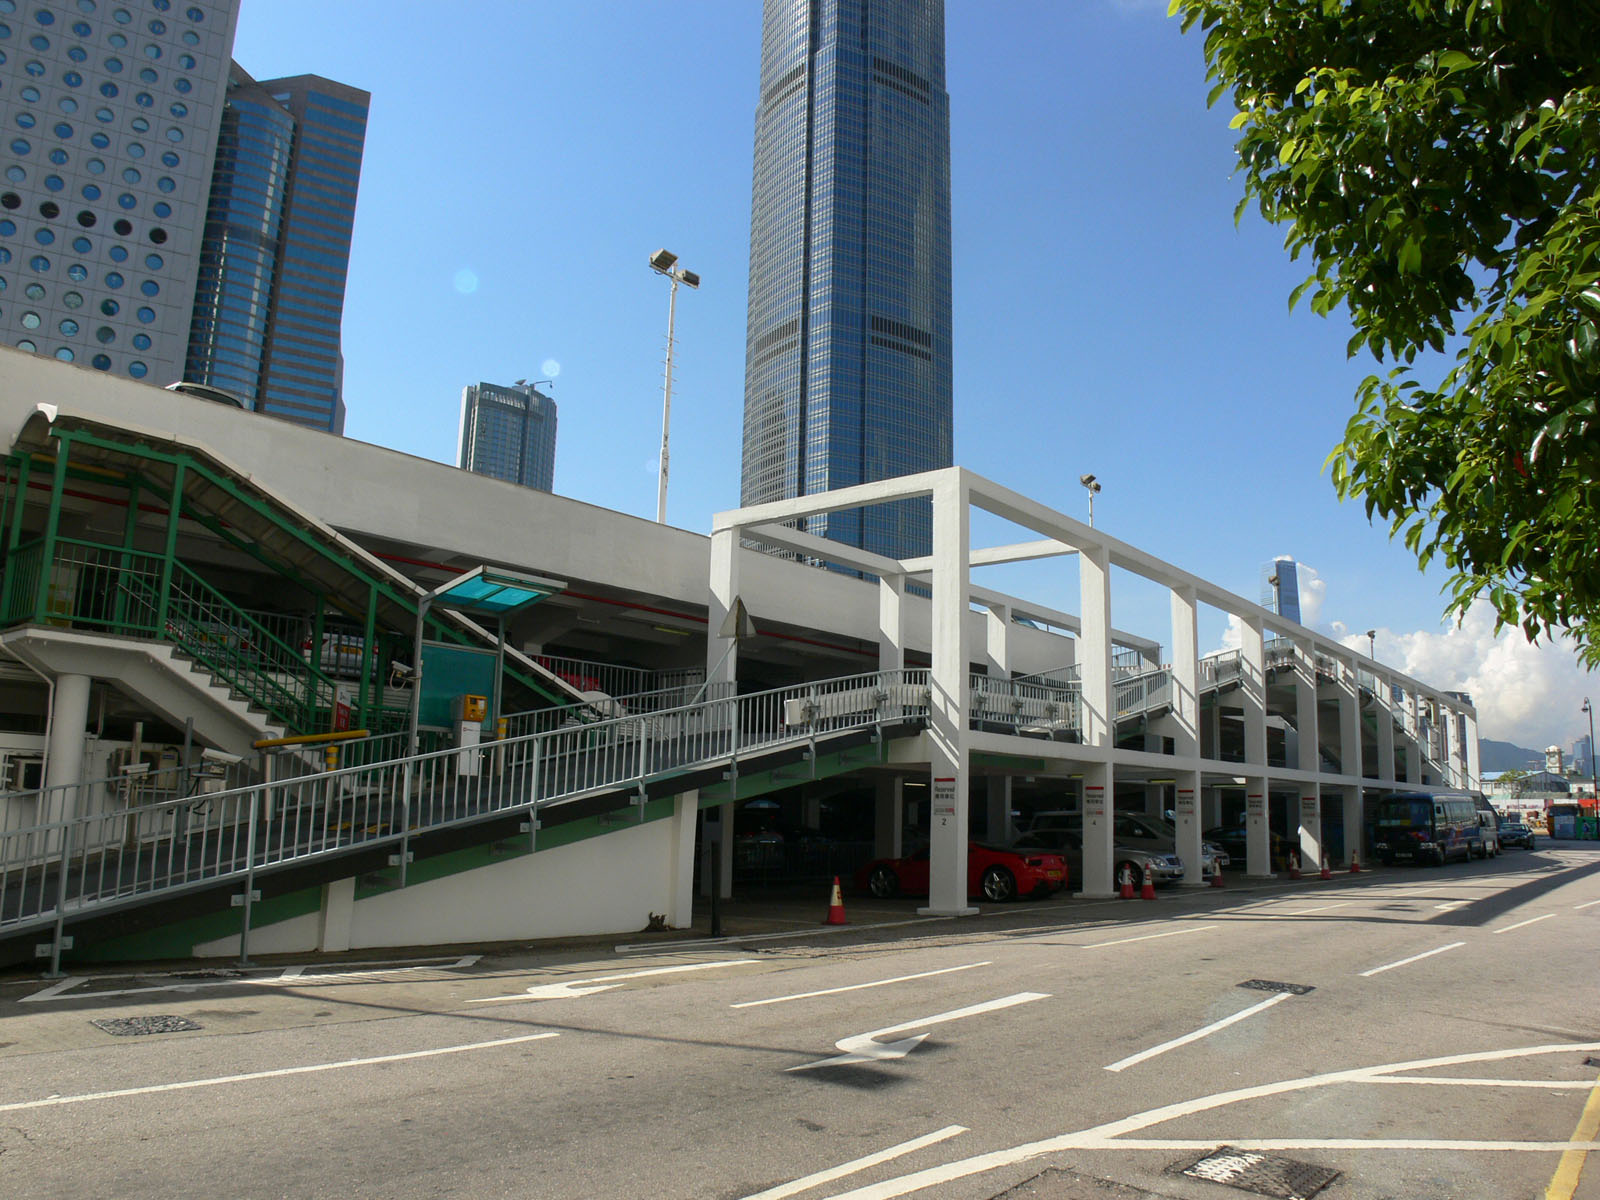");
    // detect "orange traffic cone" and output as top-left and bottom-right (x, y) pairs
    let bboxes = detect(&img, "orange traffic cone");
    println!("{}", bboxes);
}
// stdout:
(1140, 867), (1157, 901)
(825, 876), (848, 925)
(1119, 864), (1135, 900)
(1288, 852), (1302, 880)
(1349, 852), (1362, 874)
(1319, 853), (1333, 881)
(1210, 863), (1225, 888)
